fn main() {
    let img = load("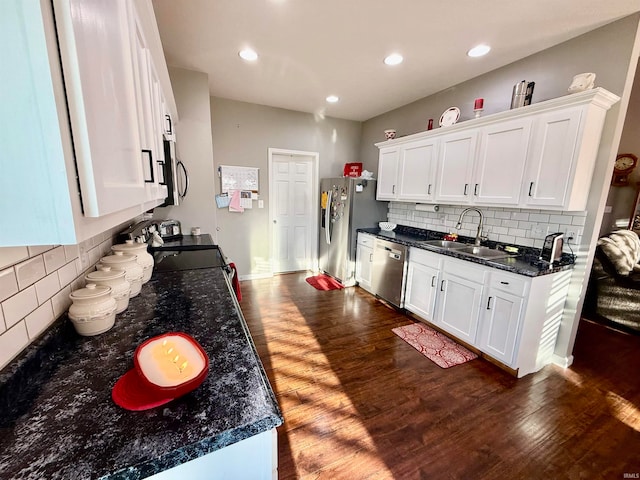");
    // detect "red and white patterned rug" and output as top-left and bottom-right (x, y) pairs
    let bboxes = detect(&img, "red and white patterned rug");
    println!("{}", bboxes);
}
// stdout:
(392, 322), (478, 368)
